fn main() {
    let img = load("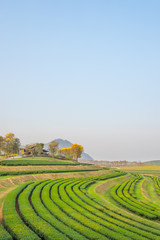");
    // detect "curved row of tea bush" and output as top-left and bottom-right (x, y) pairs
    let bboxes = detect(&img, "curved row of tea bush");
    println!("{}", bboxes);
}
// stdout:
(18, 180), (69, 240)
(3, 182), (40, 240)
(151, 176), (160, 196)
(1, 172), (124, 240)
(2, 171), (160, 239)
(126, 176), (160, 211)
(81, 181), (160, 239)
(87, 179), (160, 235)
(57, 180), (130, 240)
(132, 176), (160, 211)
(73, 181), (160, 240)
(109, 176), (160, 220)
(88, 177), (160, 236)
(31, 179), (86, 240)
(49, 179), (108, 240)
(0, 224), (12, 240)
(64, 180), (149, 240)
